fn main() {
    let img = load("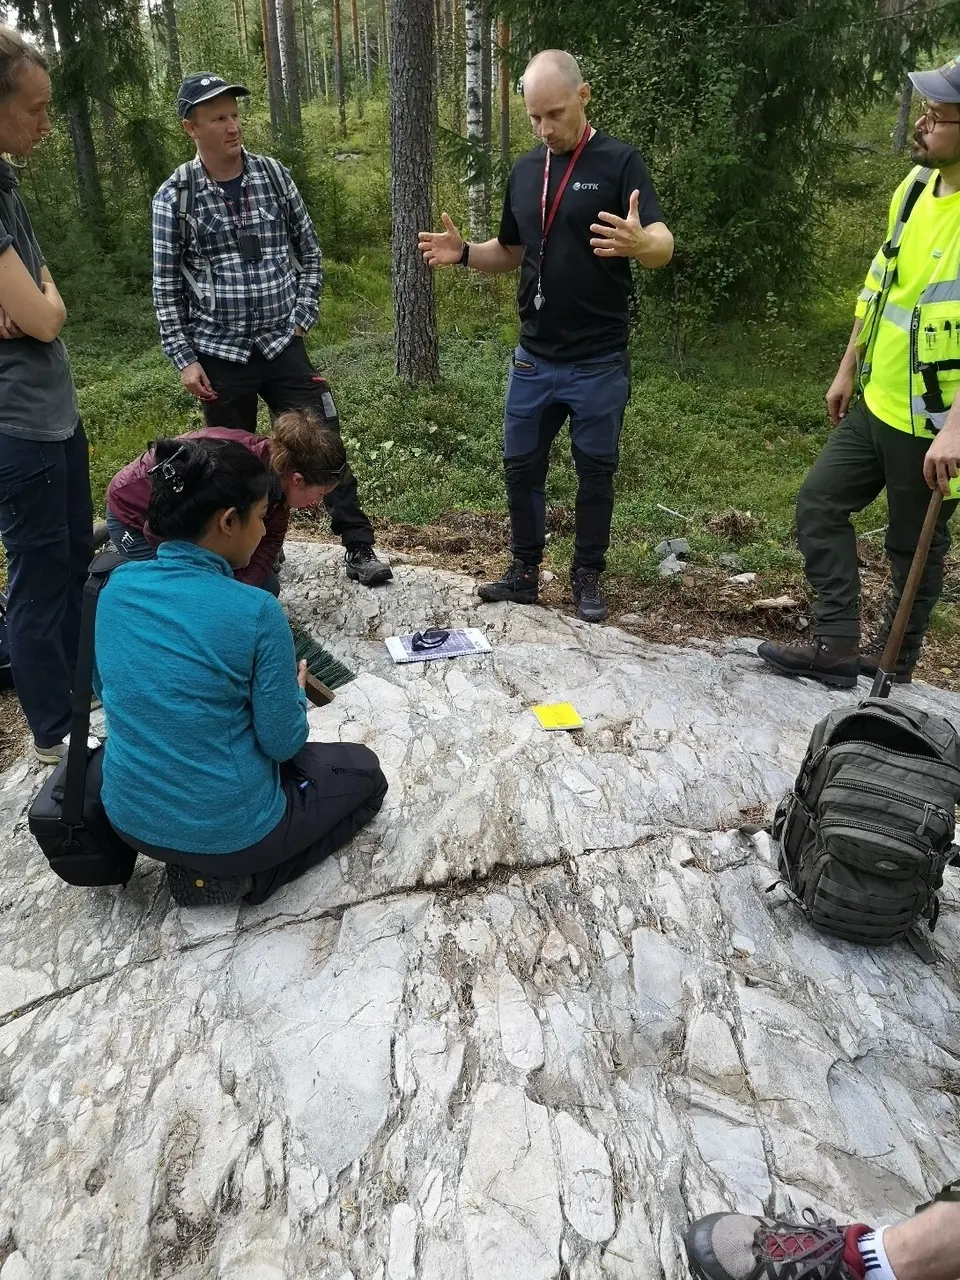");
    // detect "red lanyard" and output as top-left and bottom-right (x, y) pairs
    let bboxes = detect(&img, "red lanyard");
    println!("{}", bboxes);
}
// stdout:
(539, 123), (591, 255)
(220, 184), (252, 228)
